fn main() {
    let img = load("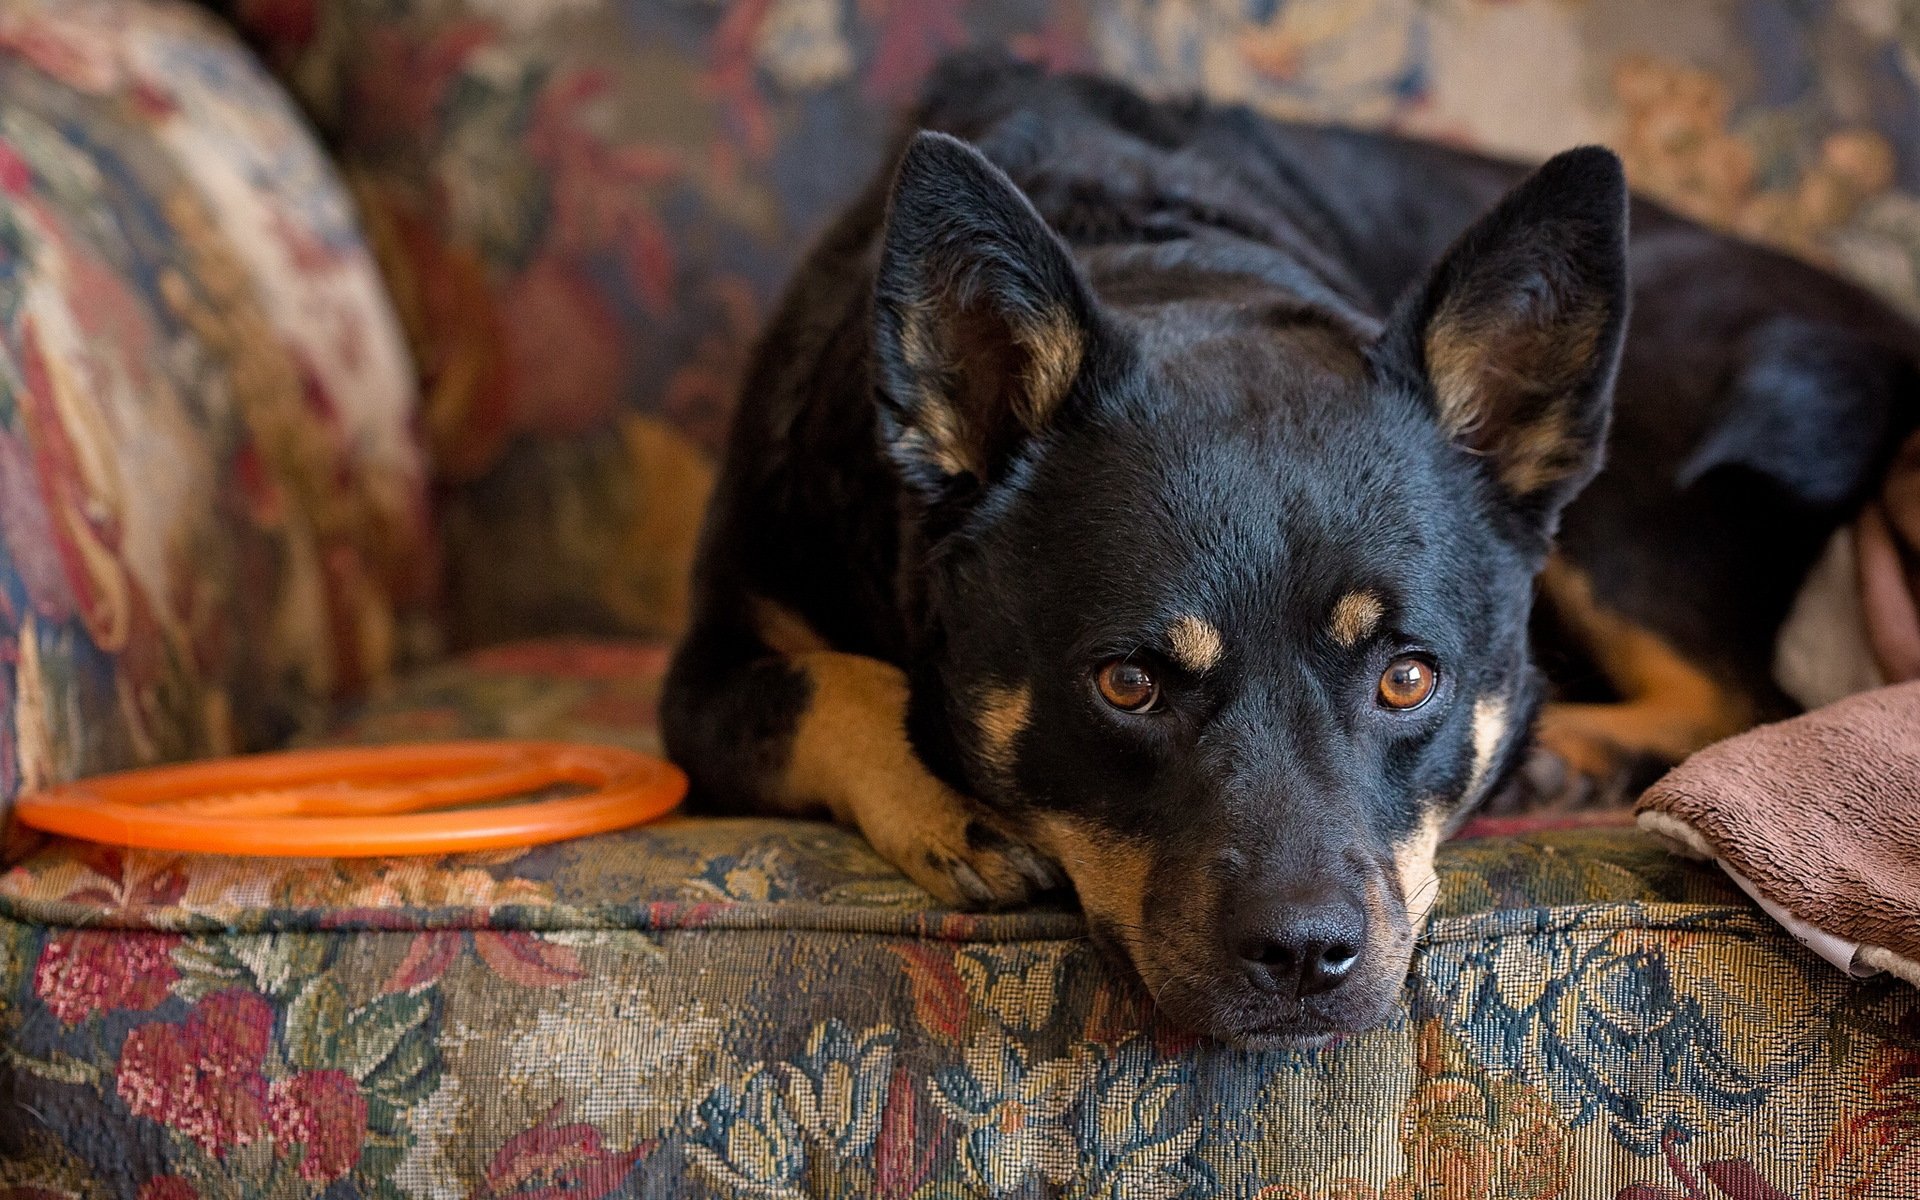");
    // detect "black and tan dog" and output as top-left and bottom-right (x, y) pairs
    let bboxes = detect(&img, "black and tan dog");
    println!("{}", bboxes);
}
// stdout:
(662, 56), (1920, 1045)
